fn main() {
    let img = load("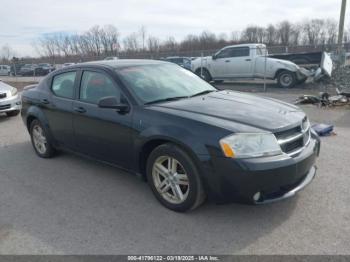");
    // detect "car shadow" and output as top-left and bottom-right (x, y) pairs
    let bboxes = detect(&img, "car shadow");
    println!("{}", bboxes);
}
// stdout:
(0, 141), (298, 254)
